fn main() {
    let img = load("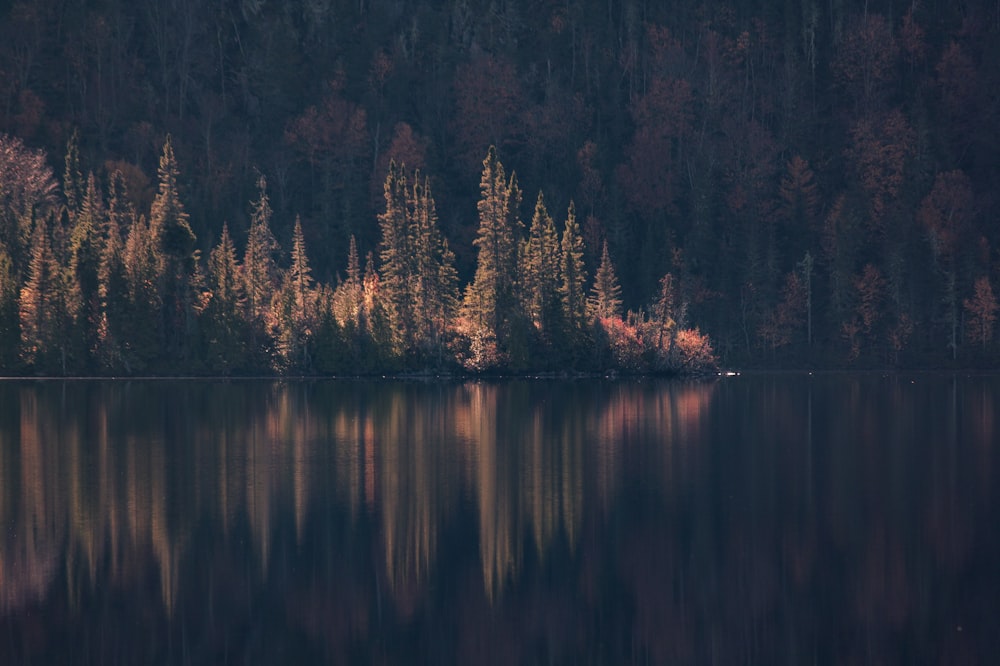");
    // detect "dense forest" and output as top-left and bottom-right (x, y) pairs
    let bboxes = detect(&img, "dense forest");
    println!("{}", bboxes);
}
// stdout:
(0, 0), (998, 374)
